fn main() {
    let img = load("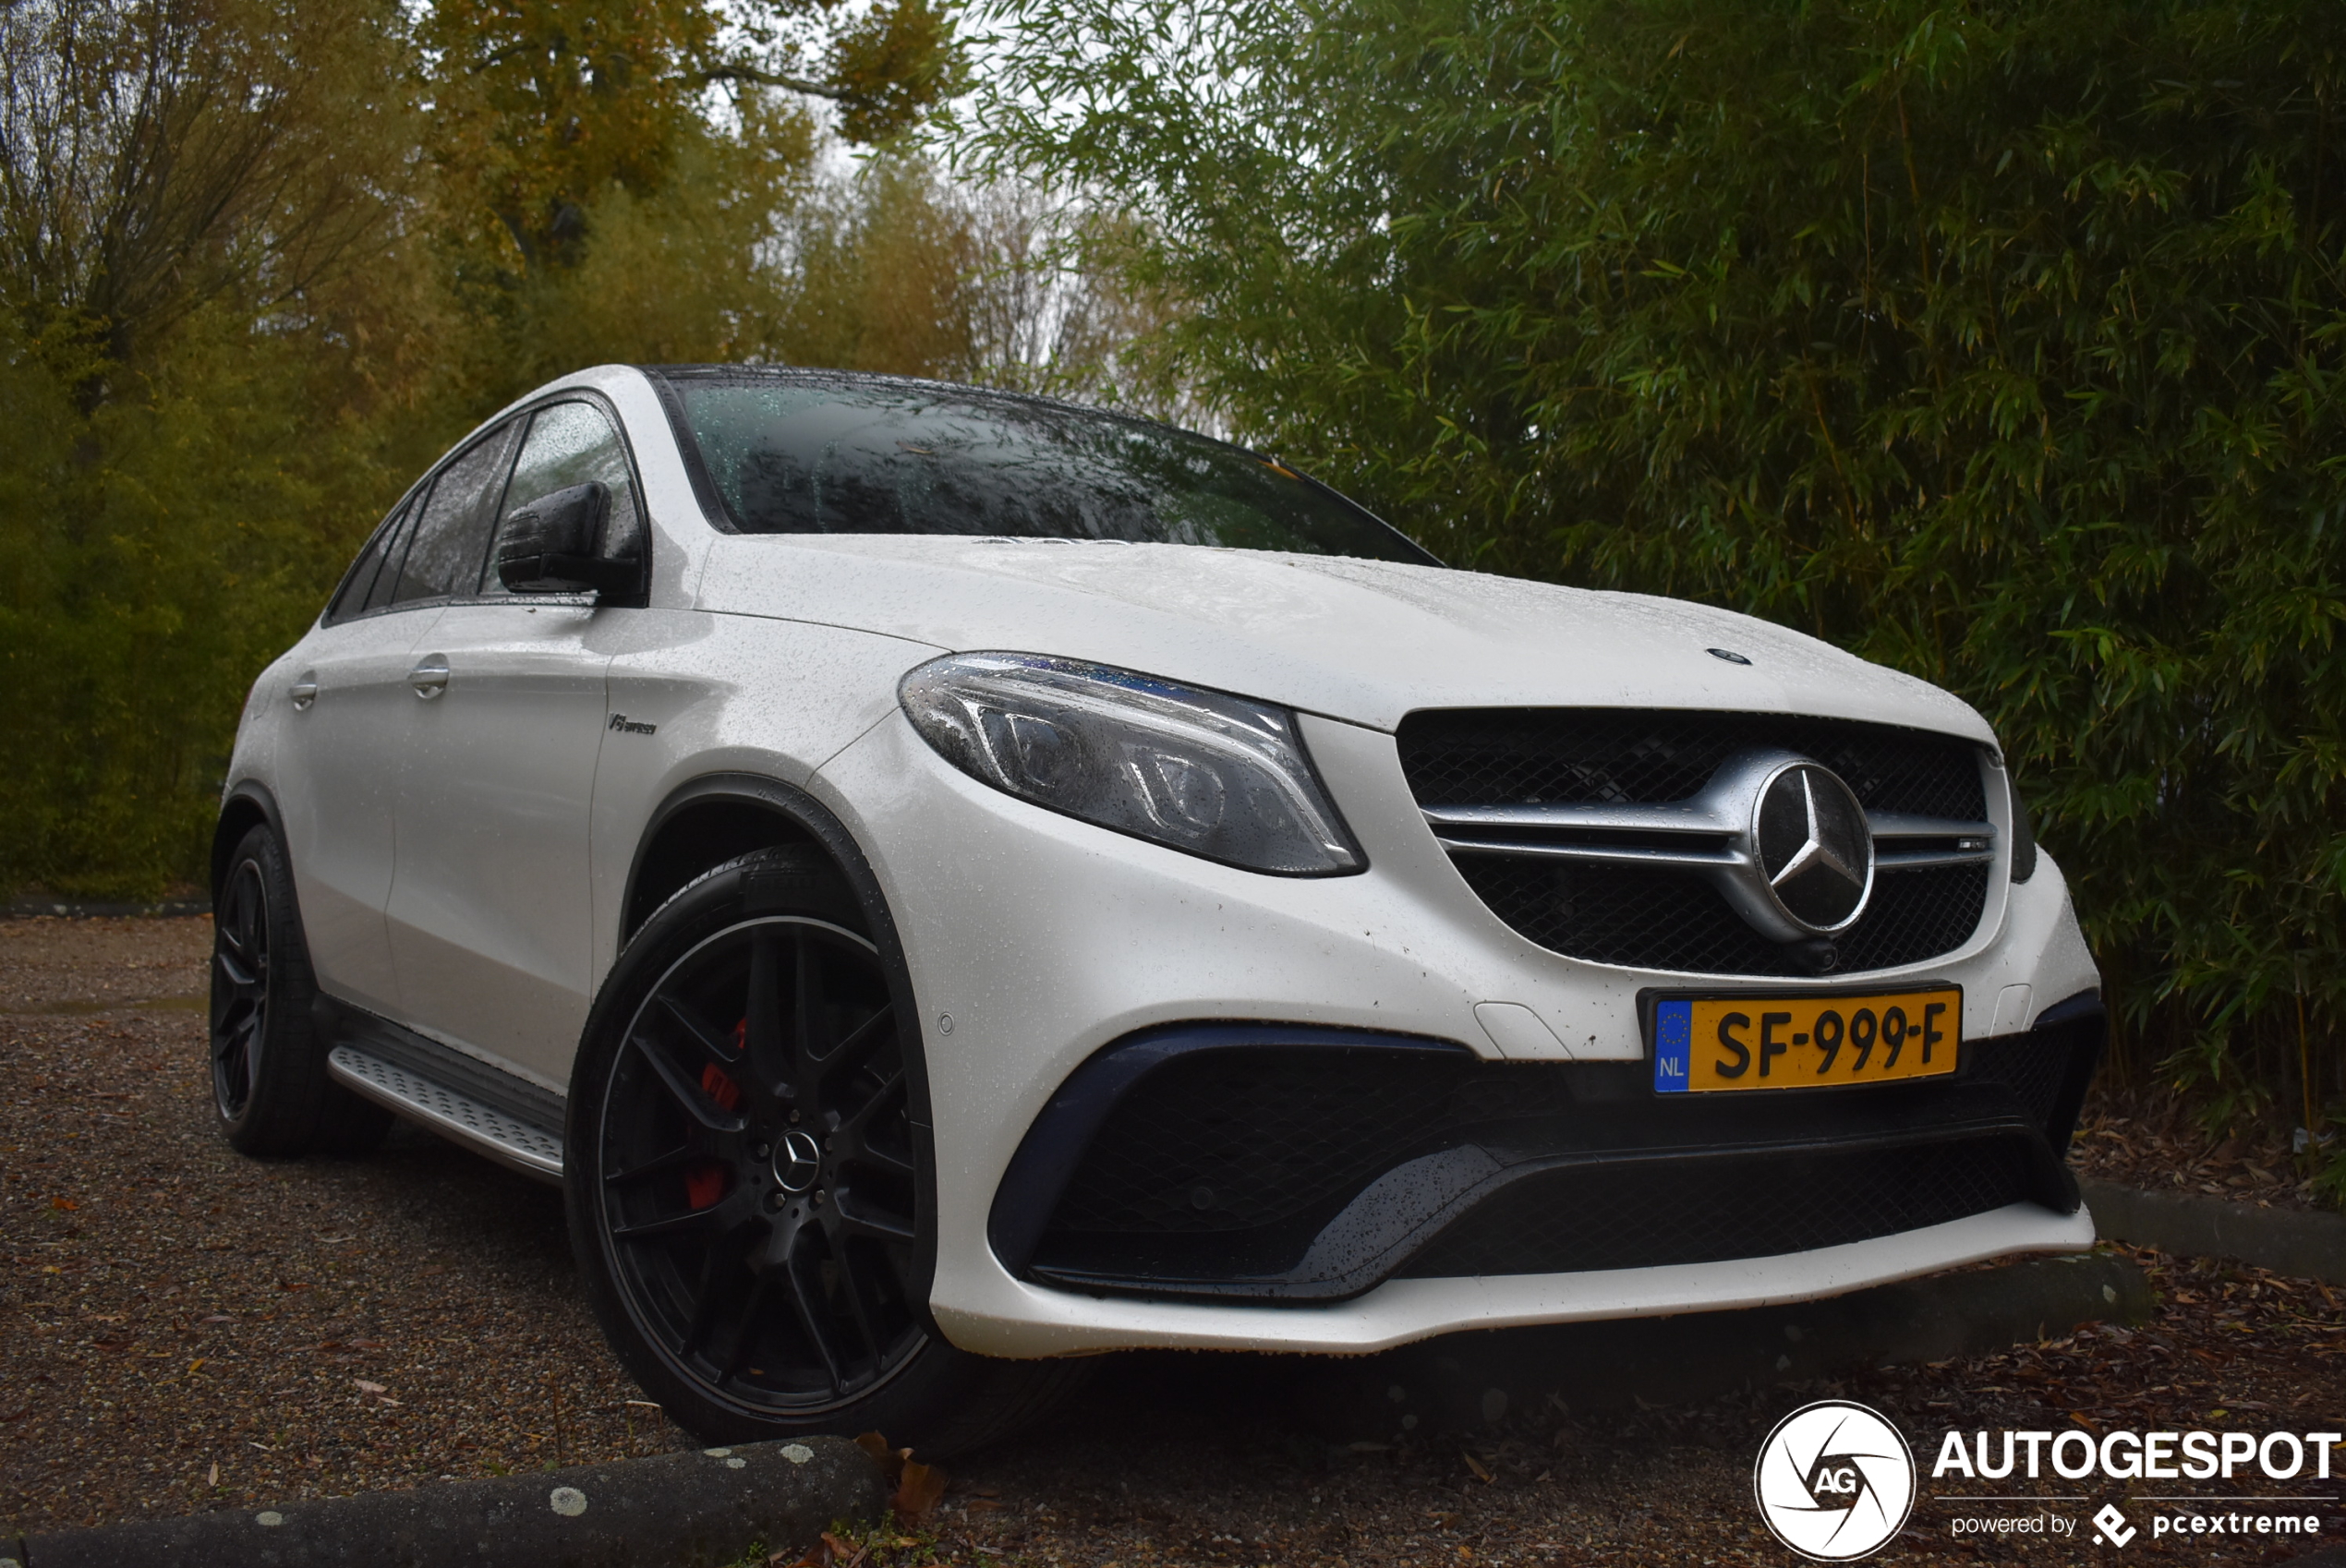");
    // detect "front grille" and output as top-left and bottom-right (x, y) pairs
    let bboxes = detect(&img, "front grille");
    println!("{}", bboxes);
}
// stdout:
(1395, 1135), (2038, 1278)
(1401, 708), (1991, 974)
